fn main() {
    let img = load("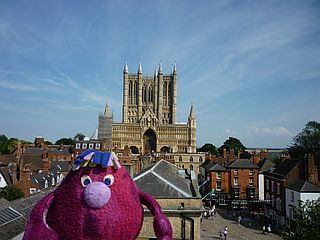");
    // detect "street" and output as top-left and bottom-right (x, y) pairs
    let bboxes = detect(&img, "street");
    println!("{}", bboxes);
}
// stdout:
(201, 209), (283, 240)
